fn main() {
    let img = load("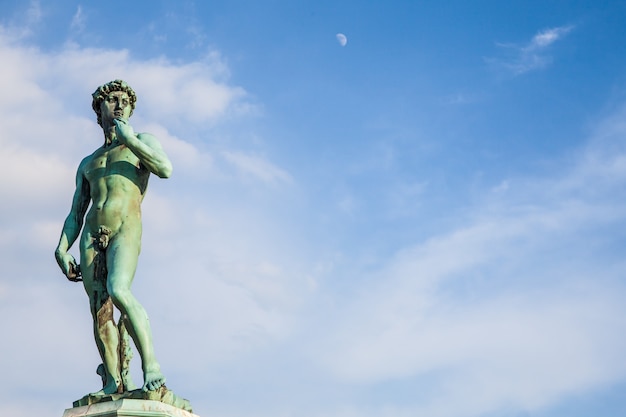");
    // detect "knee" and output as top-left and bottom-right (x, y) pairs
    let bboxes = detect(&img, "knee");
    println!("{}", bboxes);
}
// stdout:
(107, 284), (133, 309)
